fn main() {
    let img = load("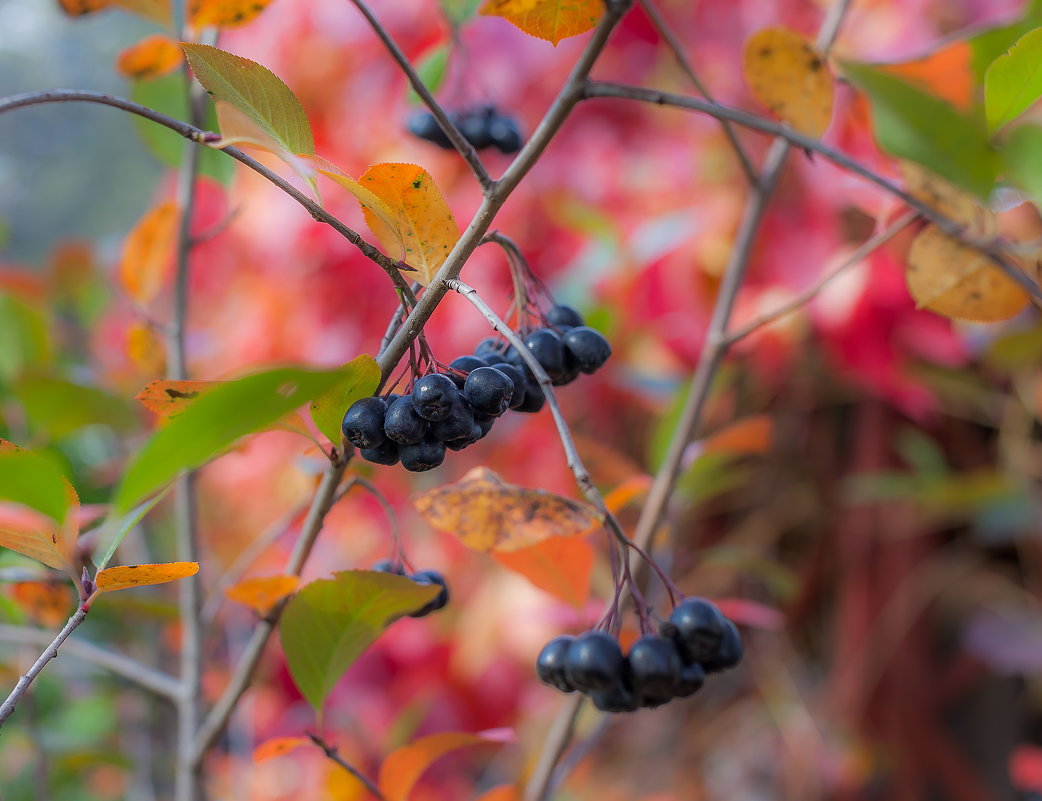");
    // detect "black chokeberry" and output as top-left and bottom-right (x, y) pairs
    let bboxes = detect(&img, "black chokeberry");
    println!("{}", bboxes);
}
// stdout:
(409, 570), (449, 617)
(524, 329), (568, 383)
(546, 304), (584, 329)
(702, 618), (743, 673)
(514, 379), (546, 413)
(361, 439), (400, 466)
(412, 374), (462, 422)
(384, 395), (429, 445)
(372, 559), (406, 575)
(627, 635), (683, 707)
(674, 661), (706, 698)
(430, 399), (476, 442)
(488, 362), (527, 410)
(399, 435), (446, 472)
(474, 412), (496, 437)
(667, 598), (727, 665)
(563, 631), (624, 693)
(536, 635), (576, 693)
(488, 114), (523, 153)
(447, 355), (490, 388)
(445, 421), (483, 450)
(463, 366), (514, 417)
(591, 681), (640, 713)
(406, 111), (452, 148)
(457, 106), (496, 150)
(342, 397), (388, 449)
(474, 337), (505, 360)
(562, 327), (612, 374)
